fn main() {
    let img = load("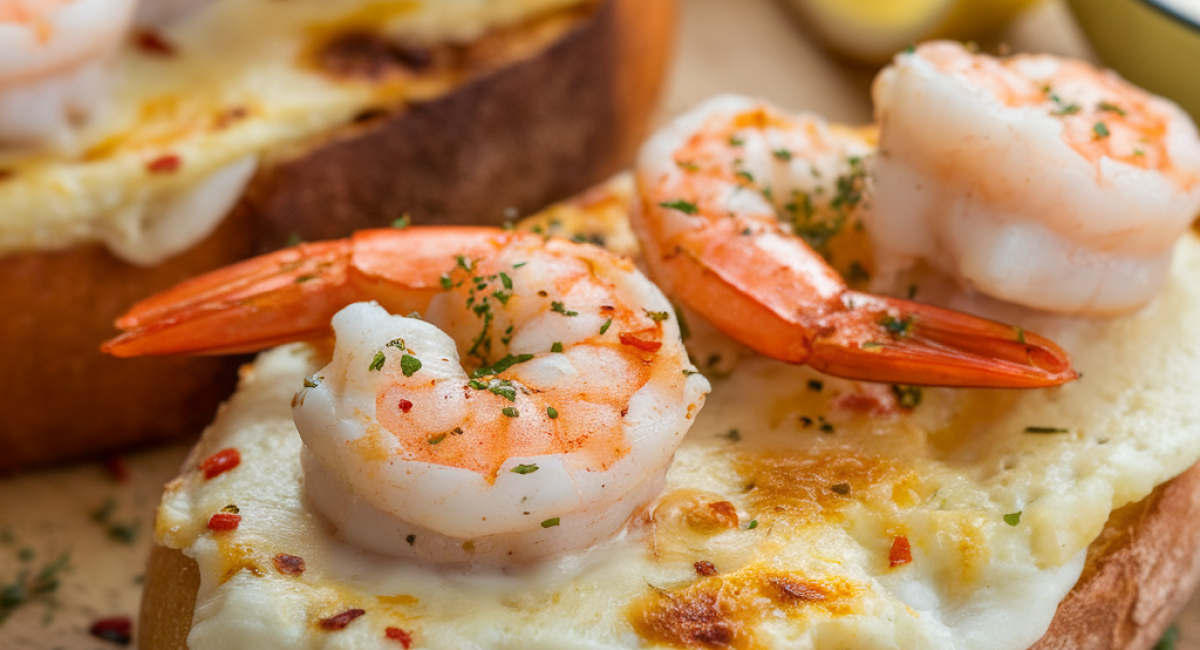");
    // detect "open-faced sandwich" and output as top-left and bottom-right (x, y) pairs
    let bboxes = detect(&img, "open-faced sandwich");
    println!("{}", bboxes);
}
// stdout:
(110, 42), (1200, 650)
(0, 0), (674, 470)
